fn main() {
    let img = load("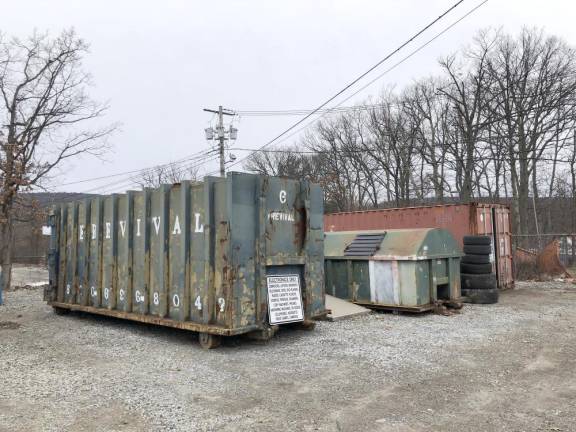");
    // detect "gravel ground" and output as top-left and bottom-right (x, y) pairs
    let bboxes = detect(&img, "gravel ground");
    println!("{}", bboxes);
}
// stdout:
(1, 281), (575, 431)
